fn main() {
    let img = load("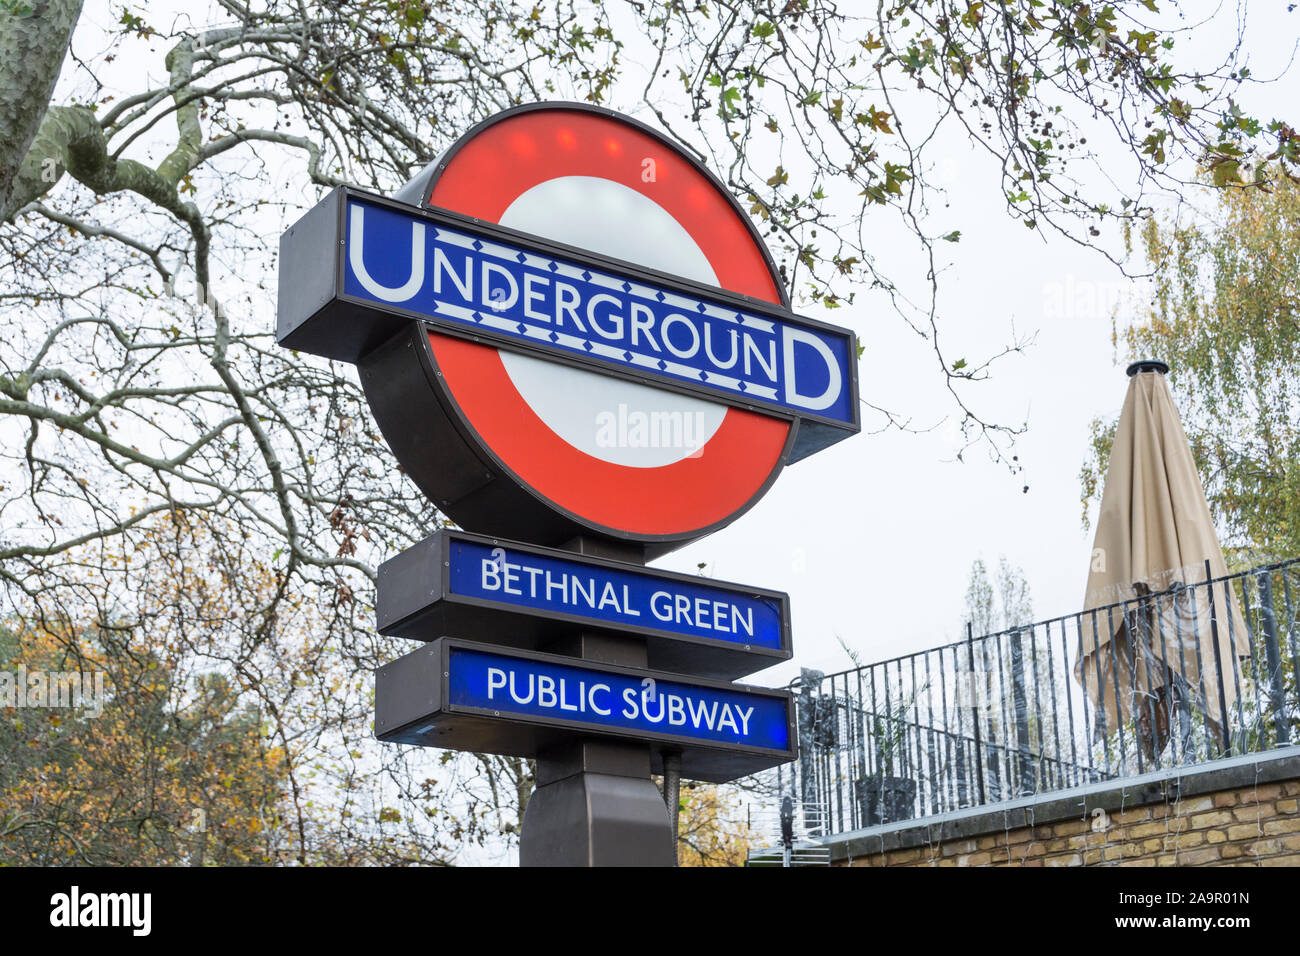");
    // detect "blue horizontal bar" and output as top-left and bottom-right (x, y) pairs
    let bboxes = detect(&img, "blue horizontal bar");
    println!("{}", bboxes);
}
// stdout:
(448, 538), (784, 650)
(342, 197), (855, 427)
(448, 645), (792, 752)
